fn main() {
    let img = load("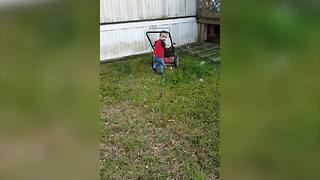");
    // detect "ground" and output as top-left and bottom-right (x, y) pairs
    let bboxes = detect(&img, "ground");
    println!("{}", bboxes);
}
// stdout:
(100, 50), (220, 179)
